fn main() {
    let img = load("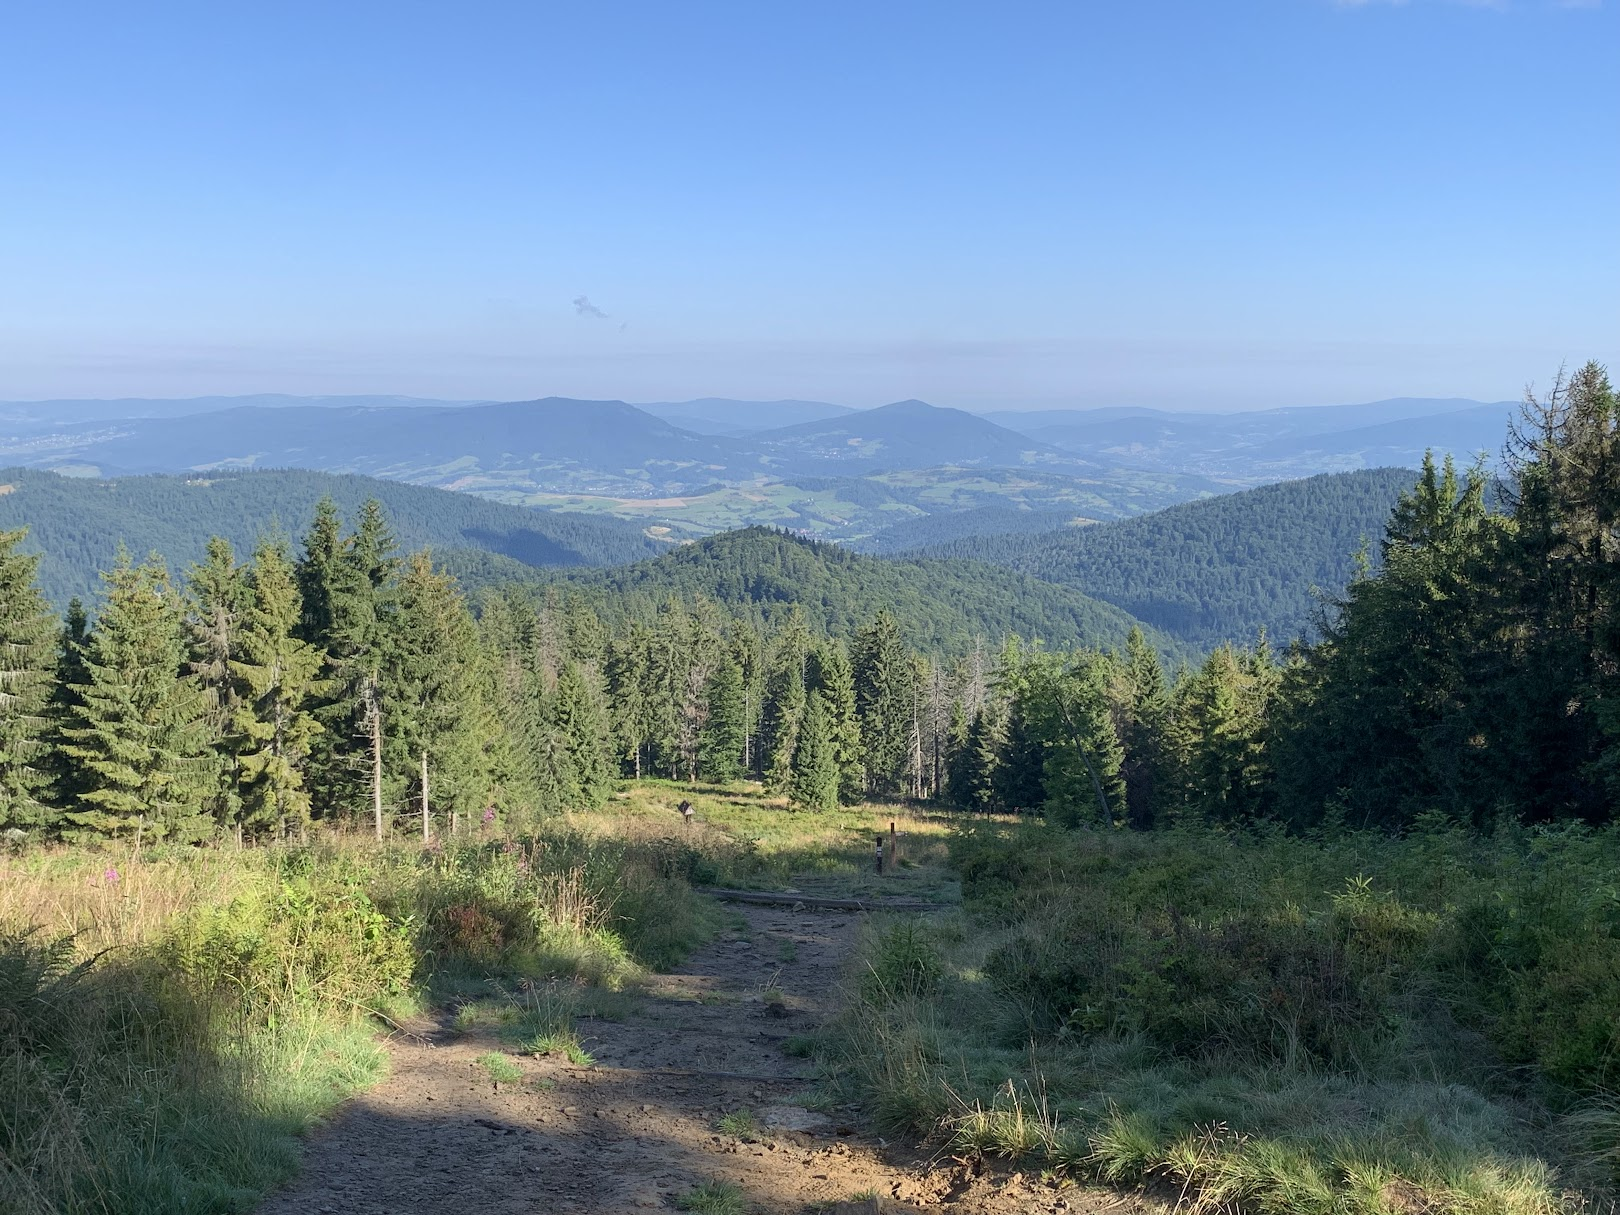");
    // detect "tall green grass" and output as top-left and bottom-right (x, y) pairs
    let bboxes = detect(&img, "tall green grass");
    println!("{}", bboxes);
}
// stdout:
(0, 827), (719, 1214)
(823, 820), (1620, 1213)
